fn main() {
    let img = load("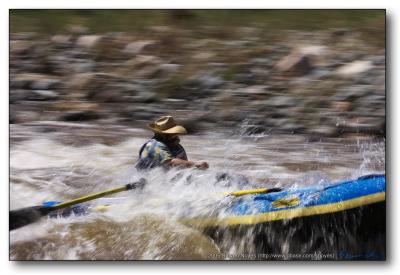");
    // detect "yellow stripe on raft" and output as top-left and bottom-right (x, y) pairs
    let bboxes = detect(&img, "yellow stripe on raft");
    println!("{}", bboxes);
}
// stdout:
(181, 192), (386, 228)
(224, 188), (269, 197)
